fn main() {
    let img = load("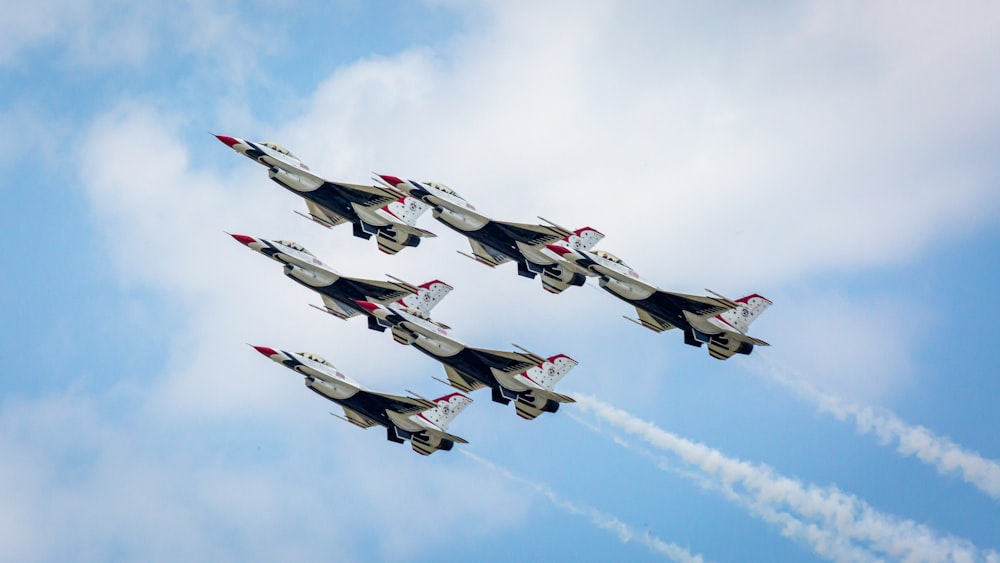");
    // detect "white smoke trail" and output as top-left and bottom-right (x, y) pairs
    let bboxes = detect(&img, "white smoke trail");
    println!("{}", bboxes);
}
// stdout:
(459, 450), (706, 563)
(568, 413), (881, 563)
(574, 394), (1000, 563)
(755, 354), (1000, 500)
